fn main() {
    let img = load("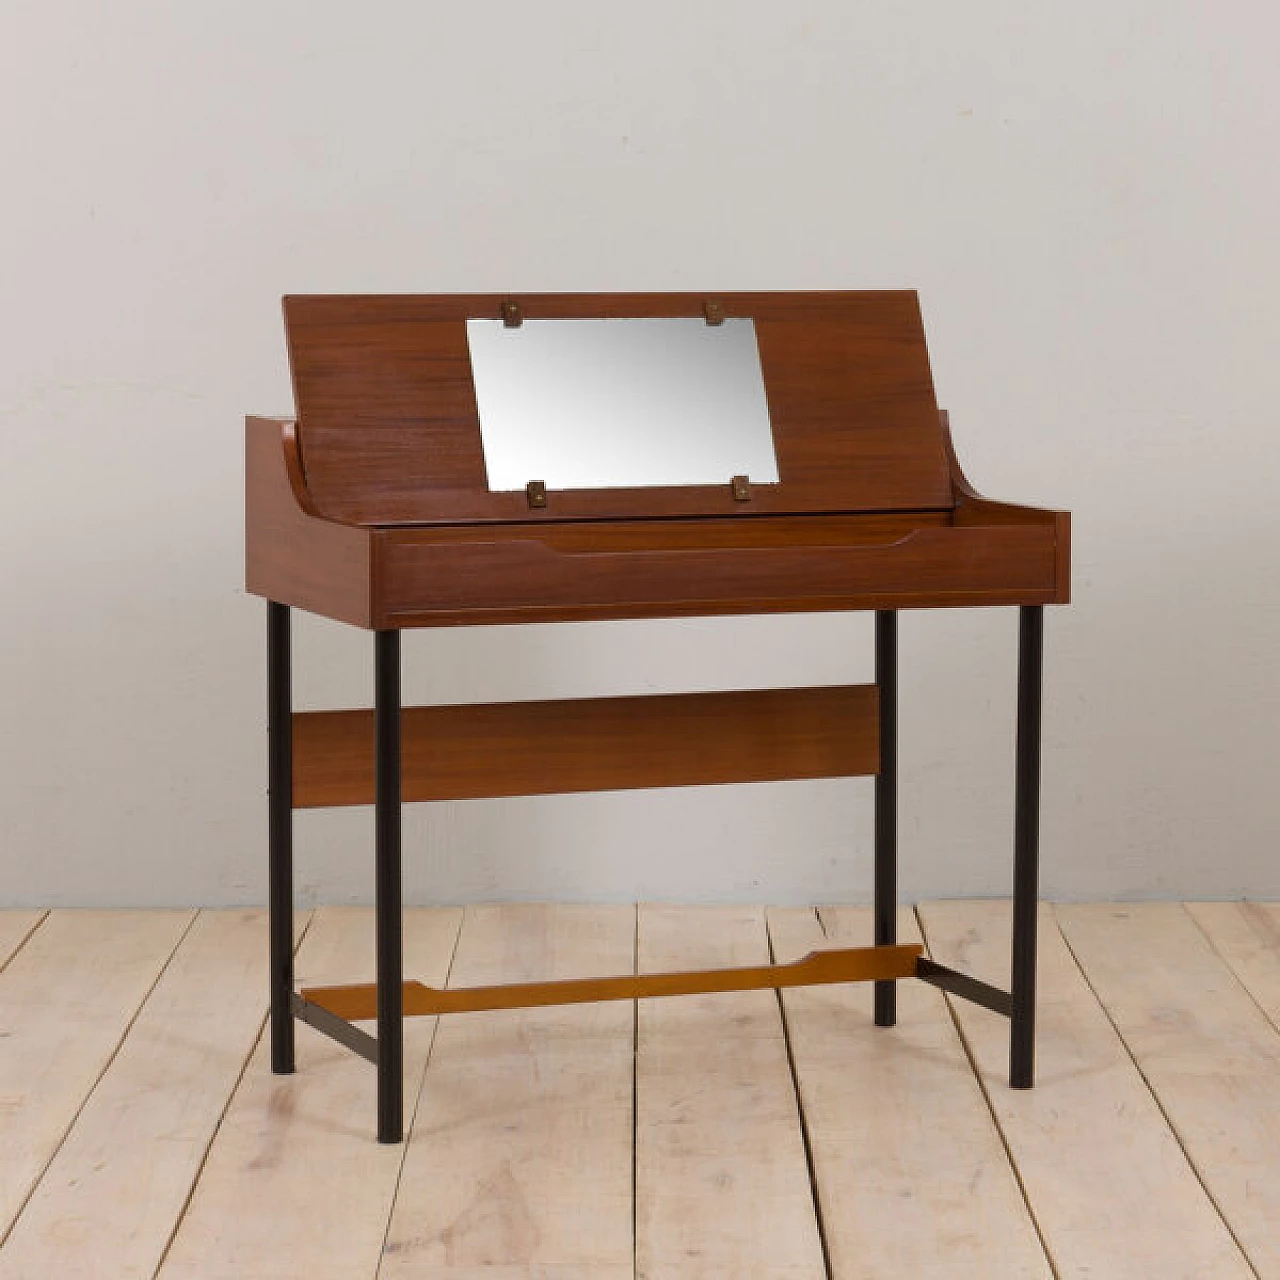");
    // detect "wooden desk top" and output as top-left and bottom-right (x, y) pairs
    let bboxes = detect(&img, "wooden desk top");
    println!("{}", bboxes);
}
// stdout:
(247, 291), (1068, 628)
